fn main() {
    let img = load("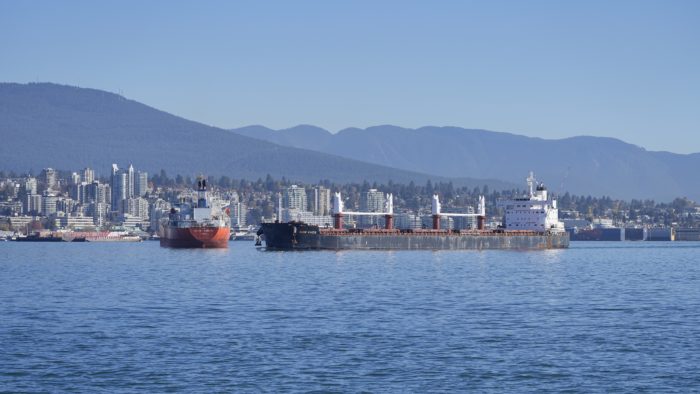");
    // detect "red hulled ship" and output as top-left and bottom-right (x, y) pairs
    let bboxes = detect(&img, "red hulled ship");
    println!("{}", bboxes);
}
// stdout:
(160, 177), (230, 248)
